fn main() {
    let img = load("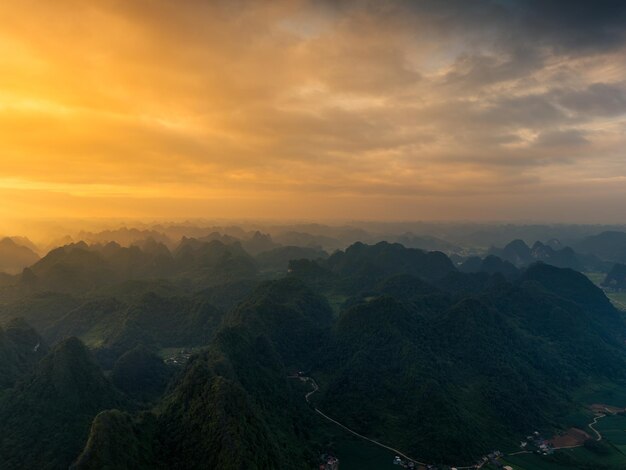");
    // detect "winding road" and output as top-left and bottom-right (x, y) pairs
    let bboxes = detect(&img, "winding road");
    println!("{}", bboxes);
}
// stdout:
(588, 413), (605, 441)
(295, 374), (612, 468)
(293, 375), (484, 469)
